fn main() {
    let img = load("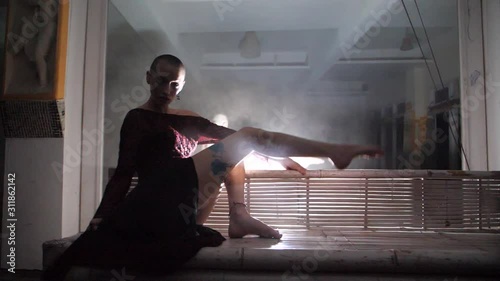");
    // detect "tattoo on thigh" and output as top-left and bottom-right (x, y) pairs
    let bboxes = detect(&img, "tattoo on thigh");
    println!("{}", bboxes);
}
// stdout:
(211, 159), (232, 182)
(208, 142), (233, 181)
